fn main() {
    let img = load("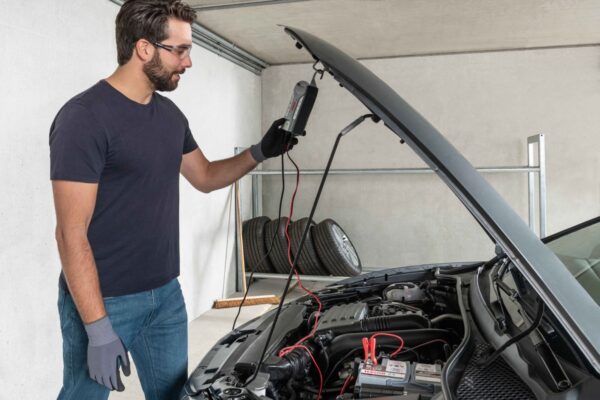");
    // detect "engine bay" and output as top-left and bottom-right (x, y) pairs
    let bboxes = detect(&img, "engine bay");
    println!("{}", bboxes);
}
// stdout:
(191, 271), (466, 400)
